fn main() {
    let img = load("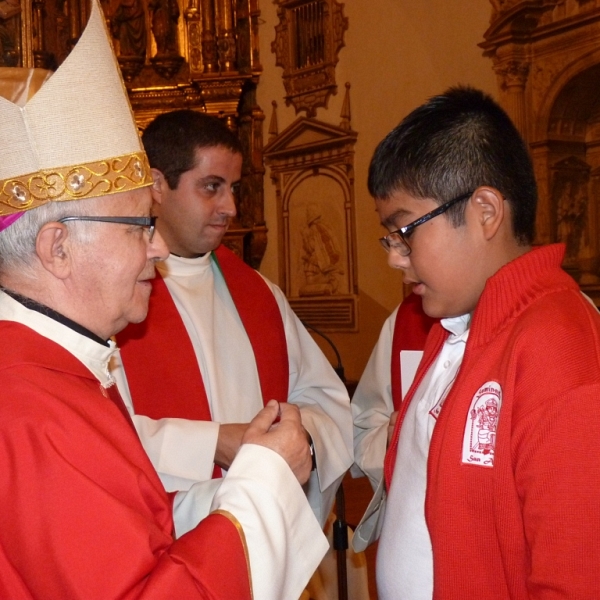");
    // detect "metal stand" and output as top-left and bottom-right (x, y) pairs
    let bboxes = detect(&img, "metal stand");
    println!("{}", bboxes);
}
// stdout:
(302, 320), (349, 600)
(333, 485), (349, 600)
